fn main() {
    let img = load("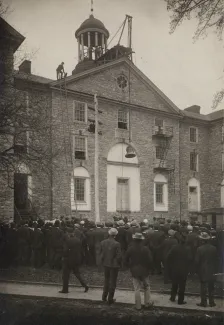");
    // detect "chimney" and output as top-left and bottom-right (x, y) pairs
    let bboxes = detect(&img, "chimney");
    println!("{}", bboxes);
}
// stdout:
(19, 60), (31, 74)
(184, 105), (201, 114)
